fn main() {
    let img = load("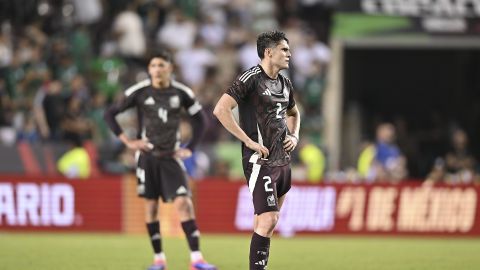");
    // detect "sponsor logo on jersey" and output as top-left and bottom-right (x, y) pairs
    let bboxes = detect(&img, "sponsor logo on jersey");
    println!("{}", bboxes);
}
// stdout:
(262, 89), (272, 96)
(169, 96), (180, 108)
(144, 97), (155, 105)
